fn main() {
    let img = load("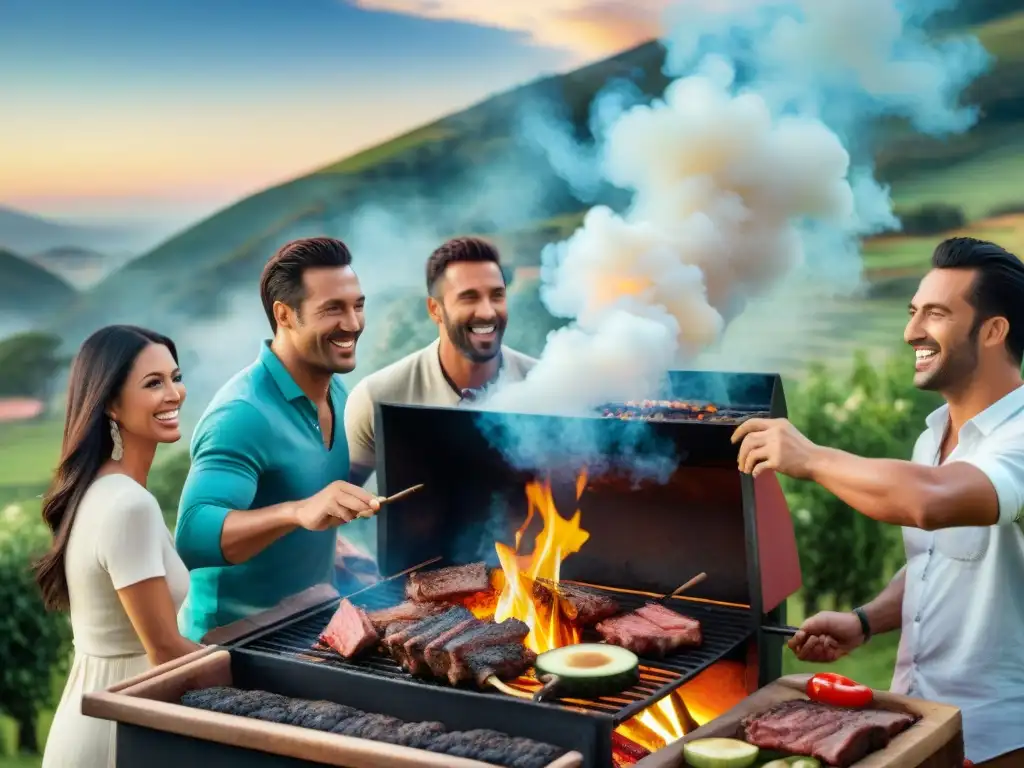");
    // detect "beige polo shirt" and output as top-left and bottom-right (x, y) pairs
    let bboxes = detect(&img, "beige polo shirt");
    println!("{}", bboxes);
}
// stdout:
(344, 338), (536, 474)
